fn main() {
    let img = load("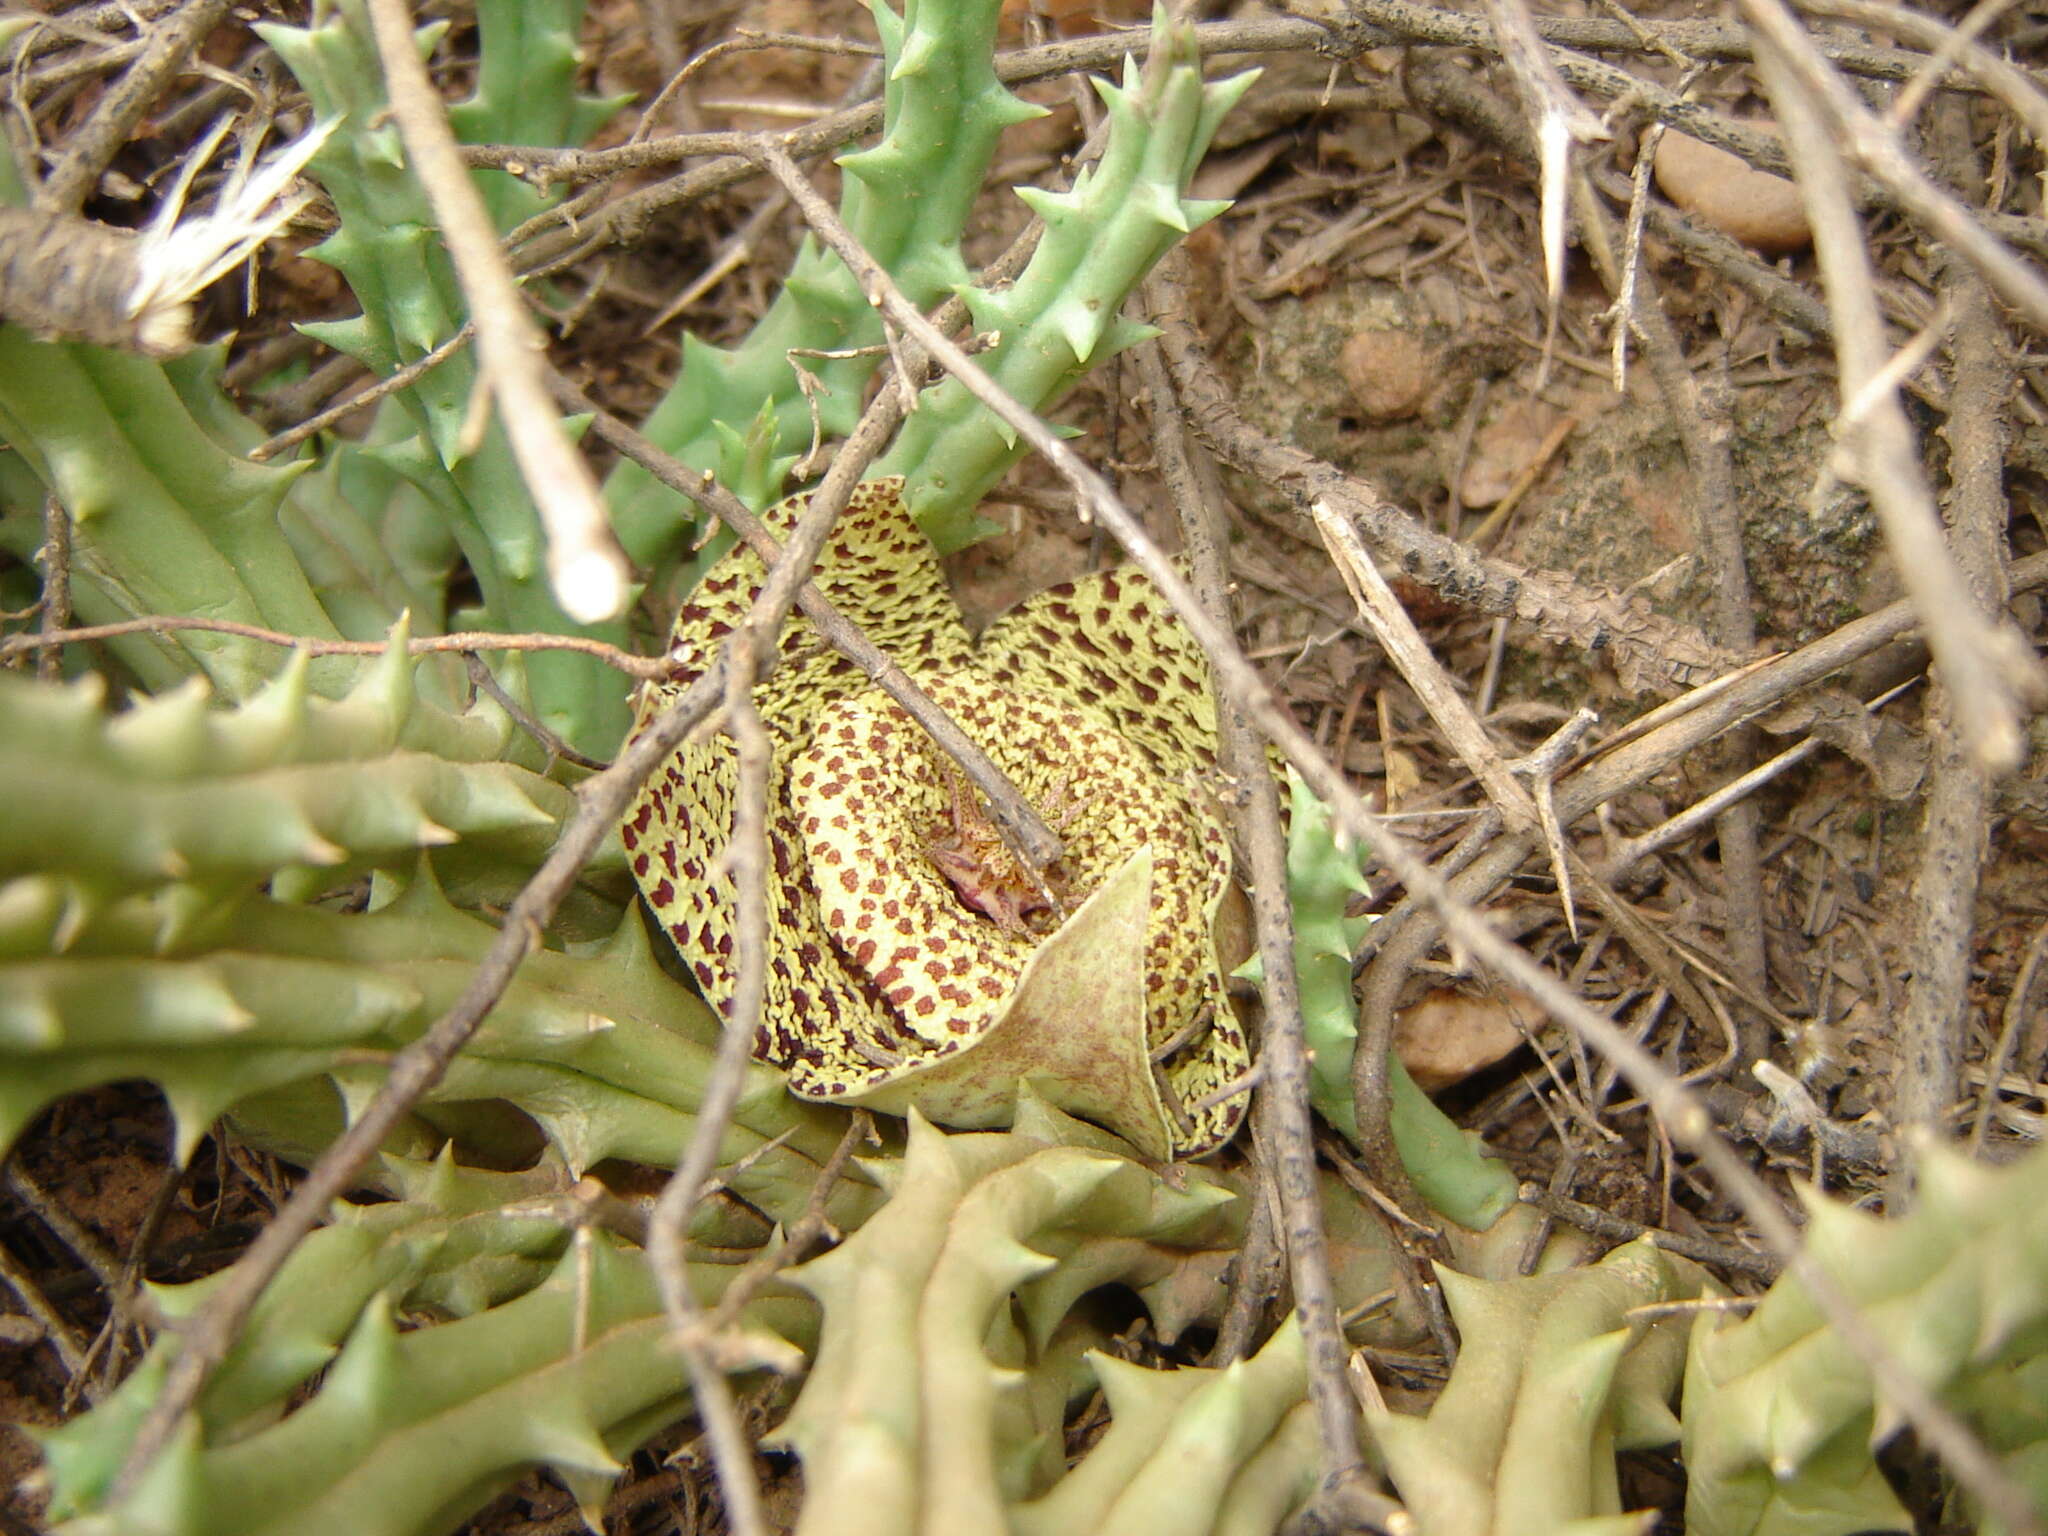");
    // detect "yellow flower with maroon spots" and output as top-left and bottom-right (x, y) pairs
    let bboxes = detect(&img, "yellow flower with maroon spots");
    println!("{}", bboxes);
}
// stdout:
(623, 480), (1247, 1159)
